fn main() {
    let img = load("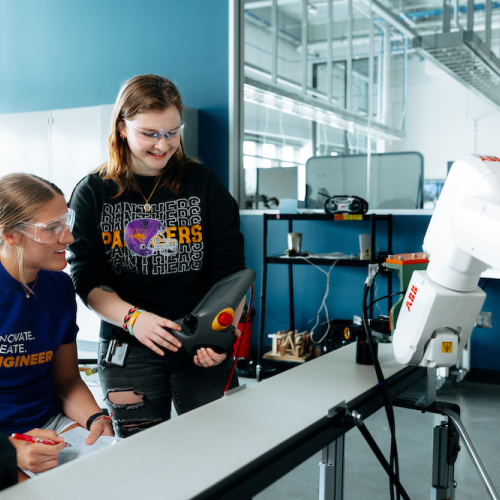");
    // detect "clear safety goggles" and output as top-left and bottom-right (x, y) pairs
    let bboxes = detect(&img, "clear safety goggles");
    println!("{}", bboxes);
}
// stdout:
(16, 208), (75, 243)
(124, 119), (185, 143)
